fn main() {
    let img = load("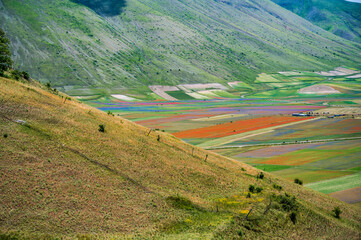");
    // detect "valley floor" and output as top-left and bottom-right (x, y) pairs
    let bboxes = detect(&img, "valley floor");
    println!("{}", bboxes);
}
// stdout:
(85, 68), (361, 206)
